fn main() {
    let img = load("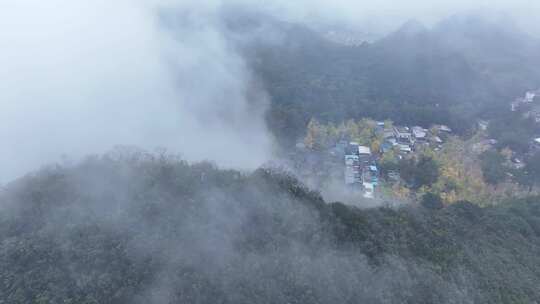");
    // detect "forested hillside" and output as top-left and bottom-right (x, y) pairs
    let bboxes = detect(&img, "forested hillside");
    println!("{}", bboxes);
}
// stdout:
(240, 14), (540, 146)
(2, 149), (540, 303)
